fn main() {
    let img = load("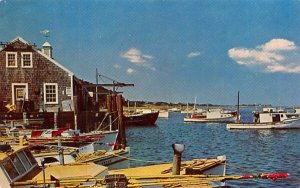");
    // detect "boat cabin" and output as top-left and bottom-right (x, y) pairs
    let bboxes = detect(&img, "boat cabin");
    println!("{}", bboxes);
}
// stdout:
(0, 144), (109, 187)
(253, 108), (297, 123)
(0, 145), (39, 188)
